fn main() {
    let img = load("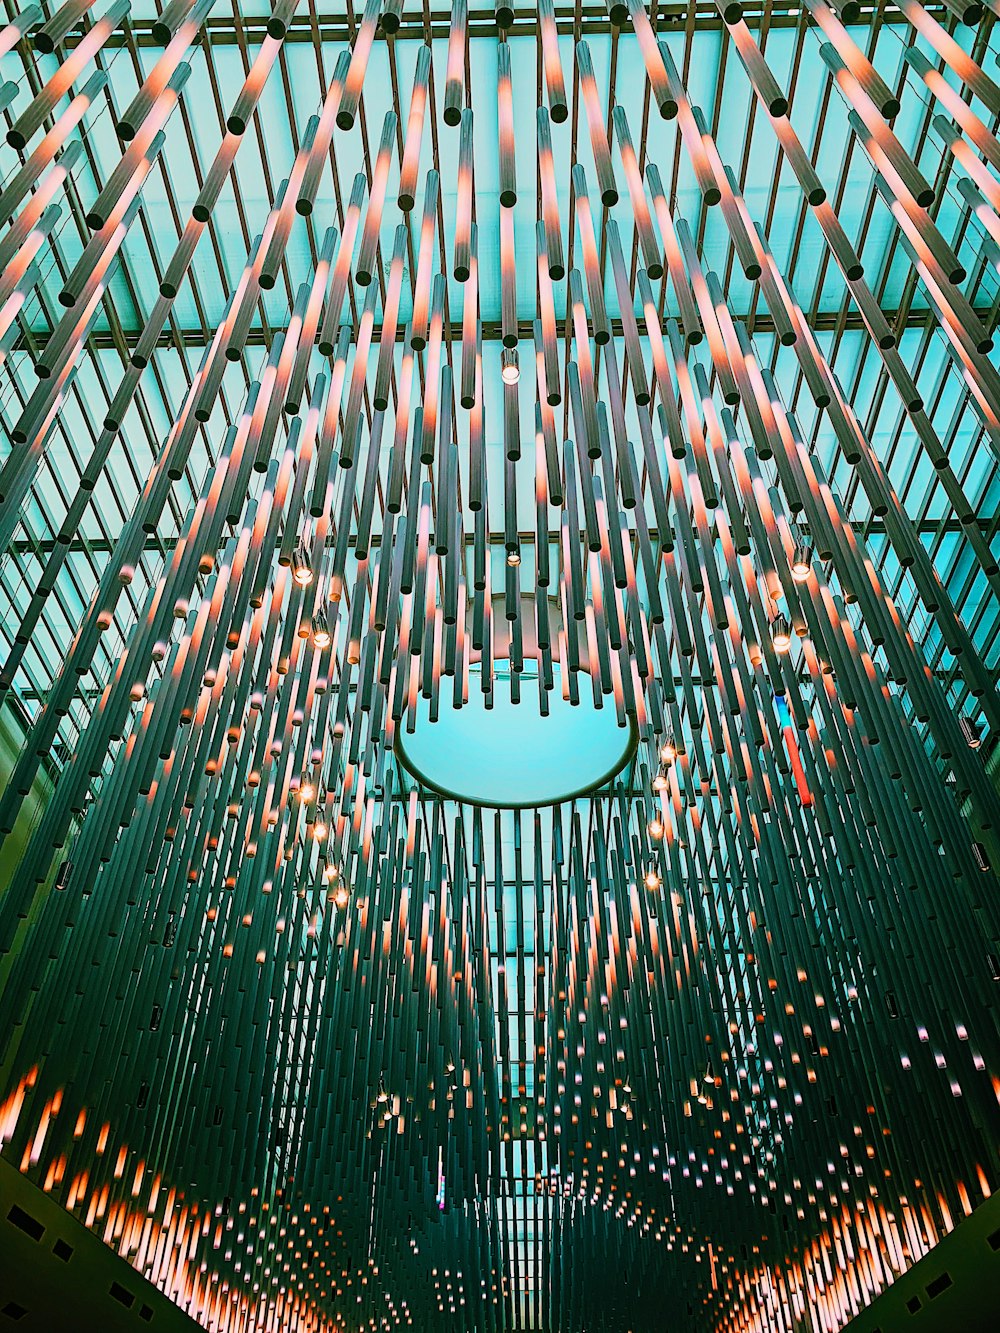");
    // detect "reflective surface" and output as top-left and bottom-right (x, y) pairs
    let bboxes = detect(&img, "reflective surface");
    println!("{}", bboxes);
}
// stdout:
(397, 666), (636, 806)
